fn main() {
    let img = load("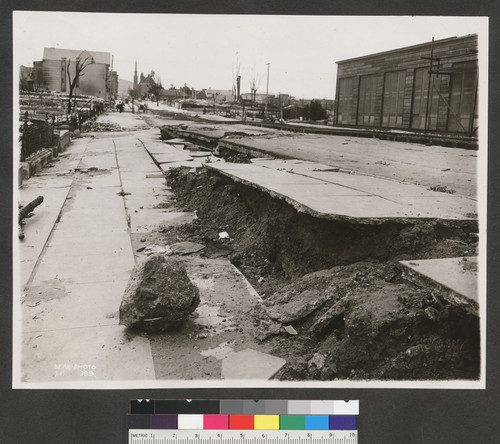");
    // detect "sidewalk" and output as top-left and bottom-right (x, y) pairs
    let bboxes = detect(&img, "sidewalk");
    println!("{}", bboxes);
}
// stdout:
(15, 113), (284, 387)
(17, 129), (155, 386)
